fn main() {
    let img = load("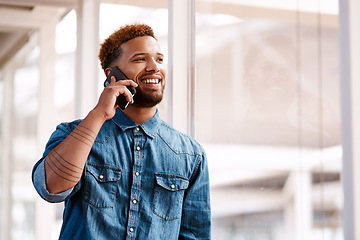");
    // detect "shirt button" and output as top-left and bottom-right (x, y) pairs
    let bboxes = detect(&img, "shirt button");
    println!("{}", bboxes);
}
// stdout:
(129, 227), (134, 232)
(99, 175), (104, 180)
(132, 199), (137, 204)
(136, 146), (141, 151)
(135, 172), (140, 176)
(170, 184), (175, 189)
(136, 127), (140, 131)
